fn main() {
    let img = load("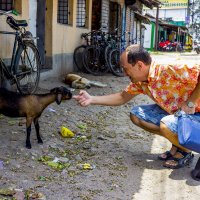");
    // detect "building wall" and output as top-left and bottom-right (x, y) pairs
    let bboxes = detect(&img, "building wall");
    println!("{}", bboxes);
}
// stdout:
(45, 0), (92, 76)
(51, 0), (92, 55)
